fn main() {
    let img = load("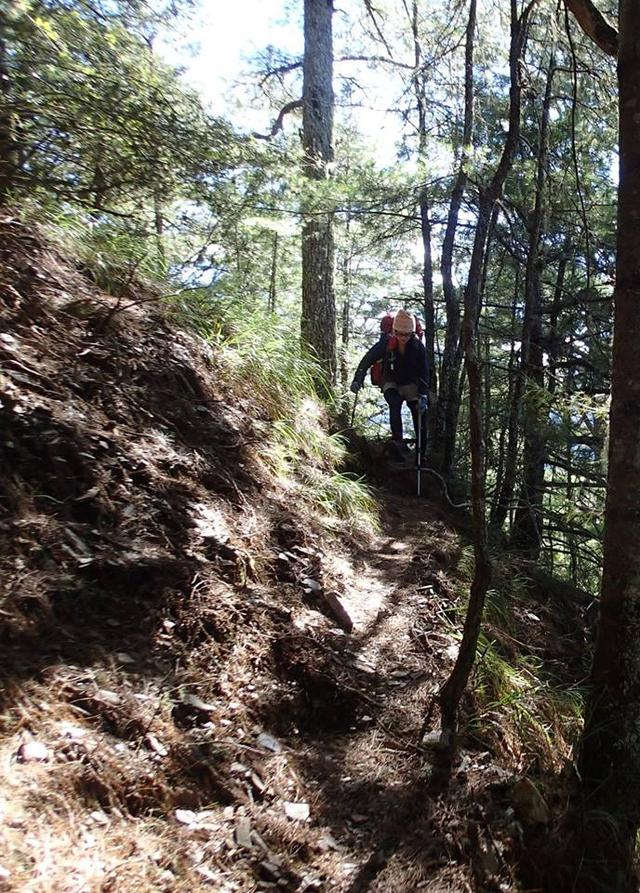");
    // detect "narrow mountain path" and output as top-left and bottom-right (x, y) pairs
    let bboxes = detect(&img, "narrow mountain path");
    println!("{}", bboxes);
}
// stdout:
(266, 487), (483, 892)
